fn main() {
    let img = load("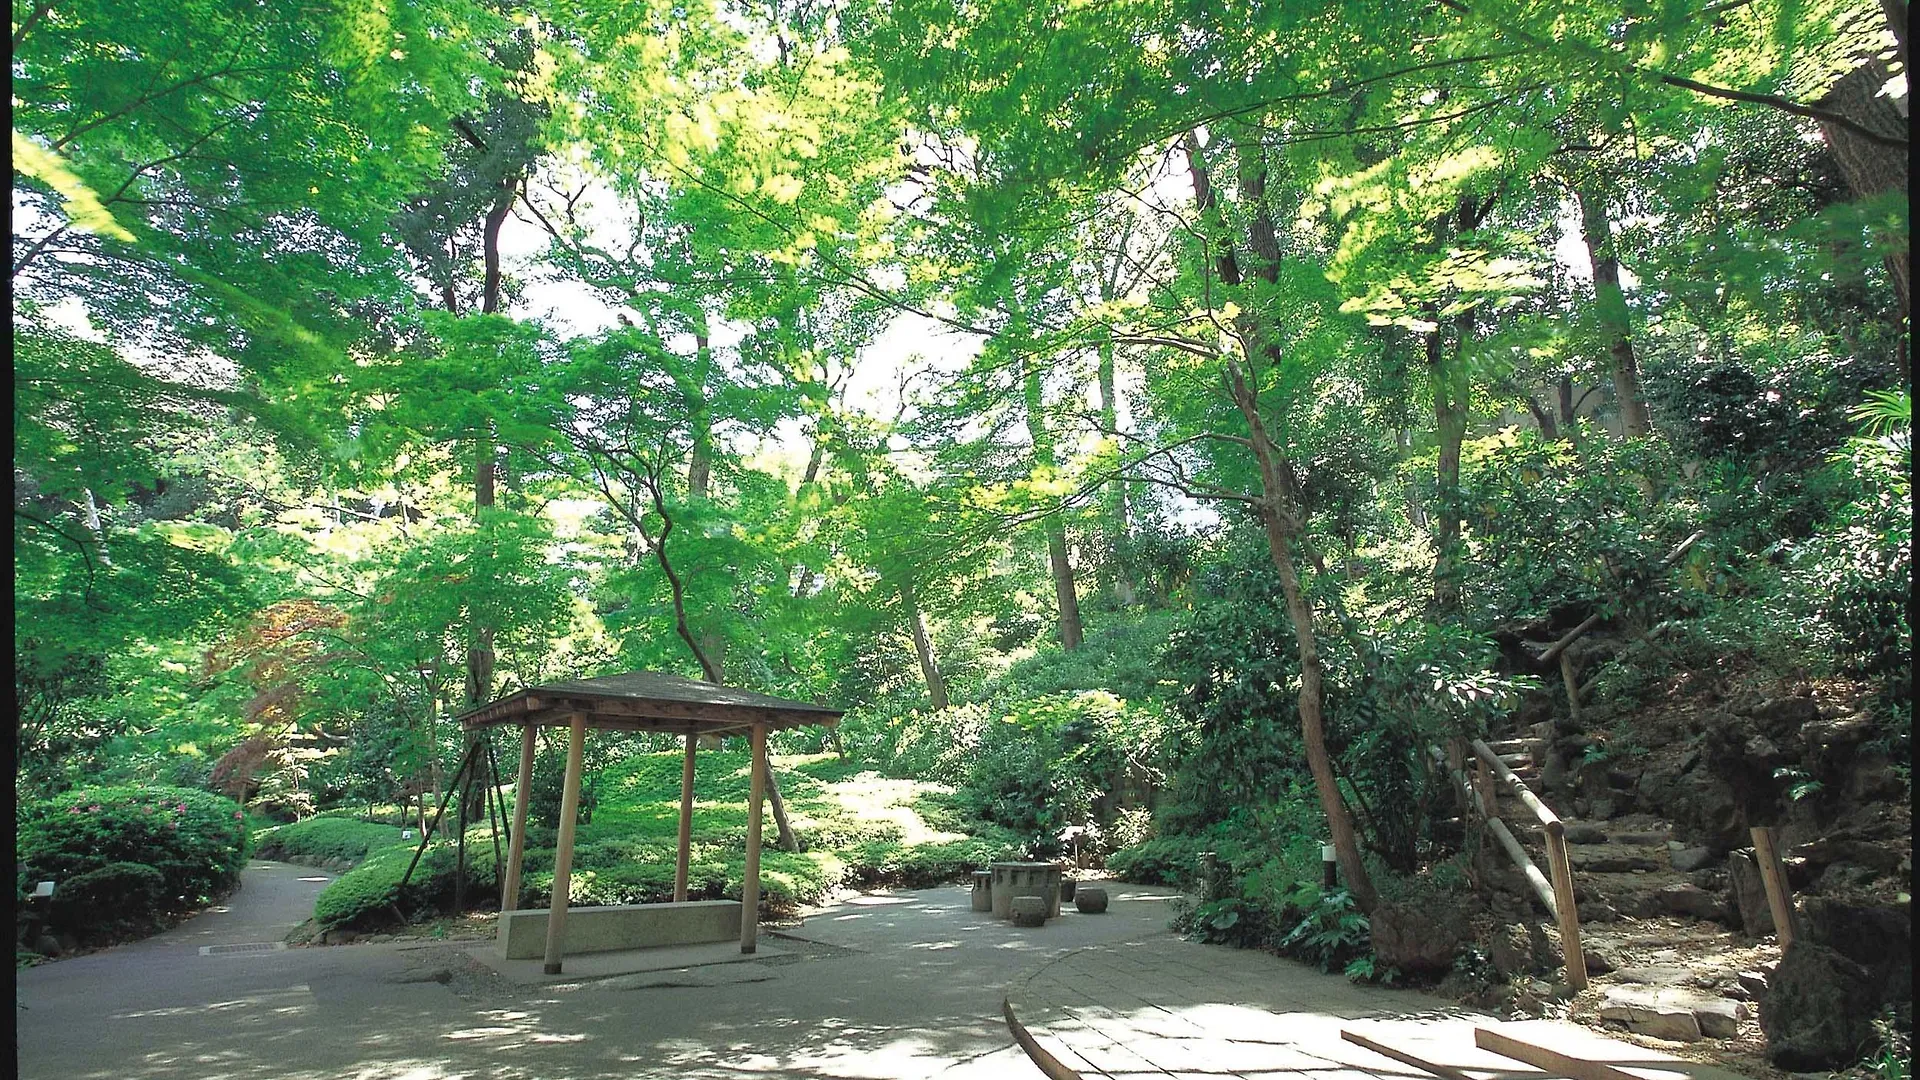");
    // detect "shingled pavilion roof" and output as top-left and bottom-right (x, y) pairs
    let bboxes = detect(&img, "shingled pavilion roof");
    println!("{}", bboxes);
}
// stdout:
(455, 671), (843, 736)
